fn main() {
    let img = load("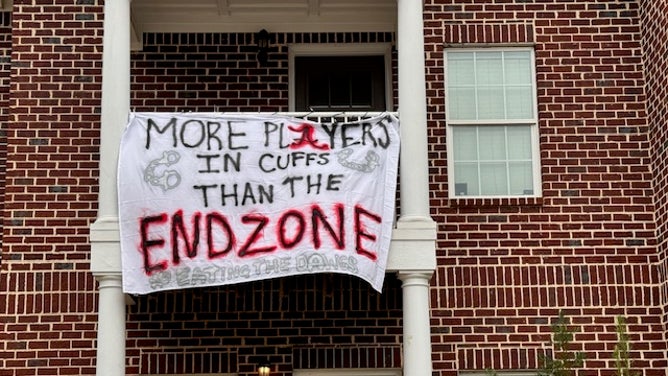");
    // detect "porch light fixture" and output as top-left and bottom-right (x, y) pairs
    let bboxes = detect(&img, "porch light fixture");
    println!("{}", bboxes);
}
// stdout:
(257, 361), (271, 376)
(256, 29), (270, 65)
